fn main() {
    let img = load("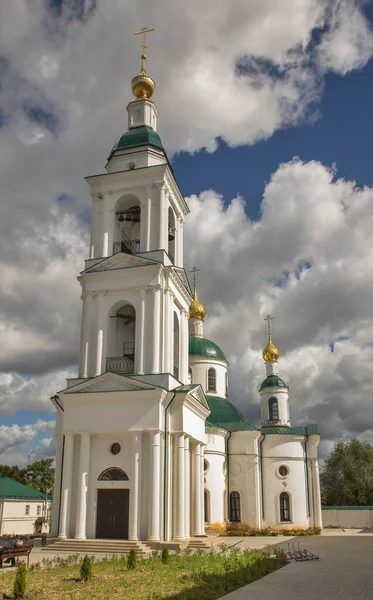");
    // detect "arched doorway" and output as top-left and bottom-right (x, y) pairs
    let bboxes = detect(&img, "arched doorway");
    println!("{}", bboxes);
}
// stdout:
(114, 194), (141, 254)
(96, 468), (130, 539)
